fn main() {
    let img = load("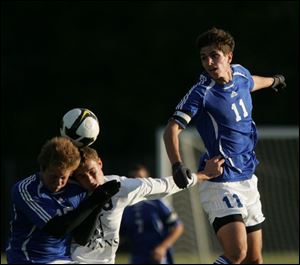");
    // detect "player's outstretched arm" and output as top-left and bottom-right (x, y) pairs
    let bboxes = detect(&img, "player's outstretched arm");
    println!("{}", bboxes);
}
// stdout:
(252, 75), (286, 92)
(196, 155), (225, 182)
(42, 180), (120, 238)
